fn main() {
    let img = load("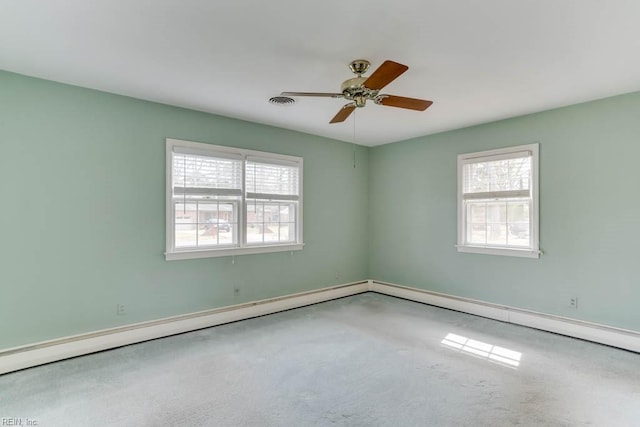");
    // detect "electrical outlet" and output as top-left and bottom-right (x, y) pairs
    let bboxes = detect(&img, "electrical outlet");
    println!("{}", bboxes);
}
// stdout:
(116, 304), (126, 316)
(569, 297), (578, 309)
